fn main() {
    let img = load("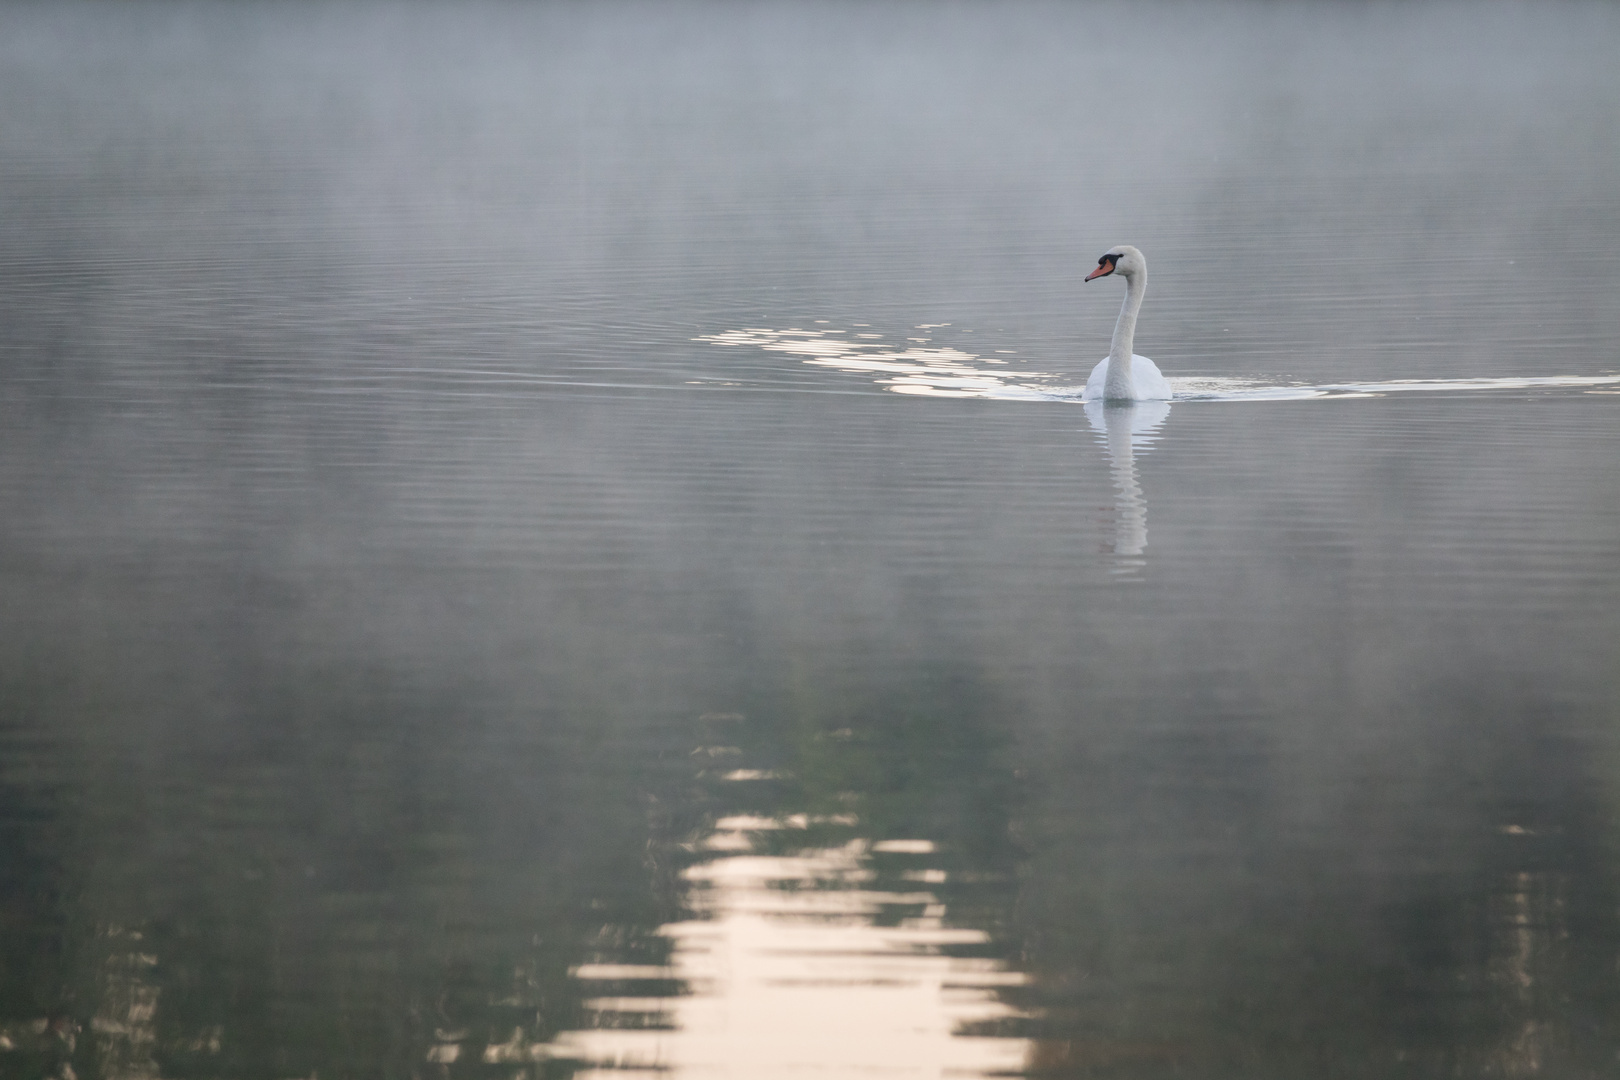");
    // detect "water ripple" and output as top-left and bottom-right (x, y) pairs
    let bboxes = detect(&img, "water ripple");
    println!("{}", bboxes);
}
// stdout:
(698, 326), (1620, 402)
